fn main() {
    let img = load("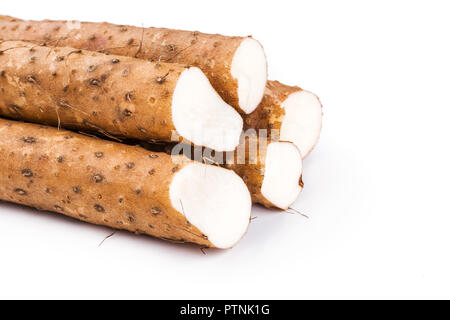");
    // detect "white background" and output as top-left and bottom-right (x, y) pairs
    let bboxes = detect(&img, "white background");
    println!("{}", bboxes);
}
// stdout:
(0, 0), (449, 299)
